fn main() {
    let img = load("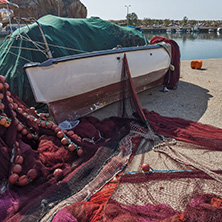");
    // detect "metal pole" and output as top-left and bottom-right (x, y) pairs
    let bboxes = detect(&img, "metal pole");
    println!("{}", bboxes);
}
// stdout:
(58, 2), (60, 17)
(33, 18), (53, 59)
(6, 4), (13, 34)
(125, 5), (131, 26)
(56, 0), (60, 17)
